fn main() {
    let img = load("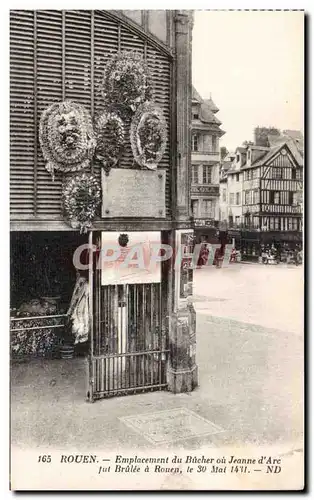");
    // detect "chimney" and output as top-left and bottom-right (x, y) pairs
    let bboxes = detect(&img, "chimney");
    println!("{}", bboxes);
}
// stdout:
(254, 127), (280, 147)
